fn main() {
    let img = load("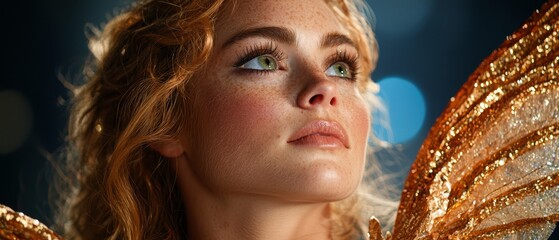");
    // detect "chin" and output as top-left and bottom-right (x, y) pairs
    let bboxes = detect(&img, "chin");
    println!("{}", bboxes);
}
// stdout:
(287, 167), (362, 203)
